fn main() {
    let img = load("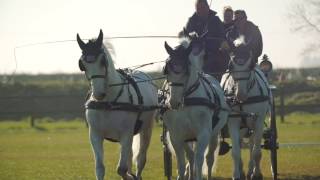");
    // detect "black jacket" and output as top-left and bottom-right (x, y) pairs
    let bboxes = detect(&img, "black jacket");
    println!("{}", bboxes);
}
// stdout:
(184, 10), (225, 54)
(226, 21), (263, 62)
